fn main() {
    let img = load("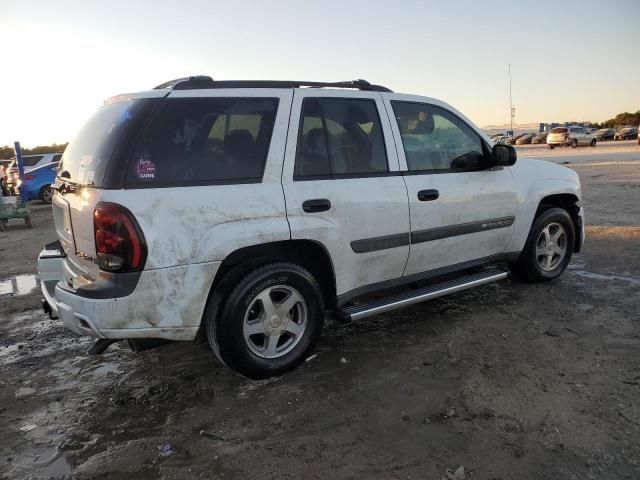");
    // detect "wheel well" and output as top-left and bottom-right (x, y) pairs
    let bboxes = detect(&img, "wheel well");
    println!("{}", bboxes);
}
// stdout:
(536, 193), (582, 252)
(211, 240), (337, 309)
